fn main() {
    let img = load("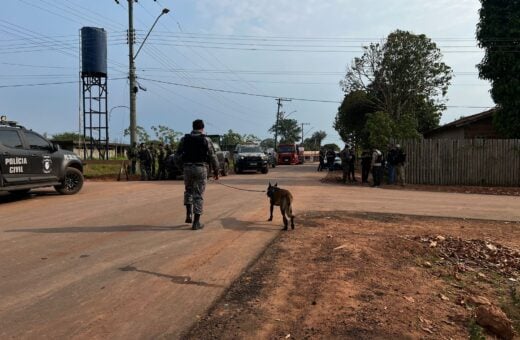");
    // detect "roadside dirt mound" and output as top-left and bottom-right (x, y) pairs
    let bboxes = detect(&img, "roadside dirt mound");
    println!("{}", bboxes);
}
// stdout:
(321, 170), (520, 196)
(183, 212), (520, 339)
